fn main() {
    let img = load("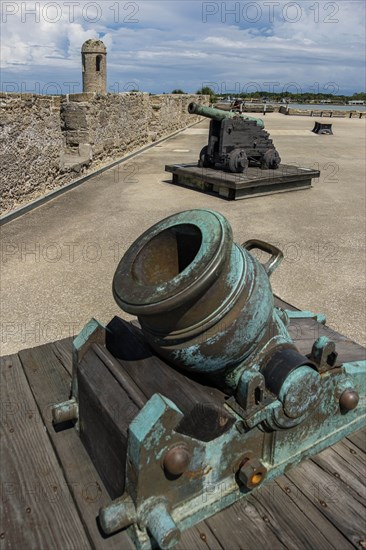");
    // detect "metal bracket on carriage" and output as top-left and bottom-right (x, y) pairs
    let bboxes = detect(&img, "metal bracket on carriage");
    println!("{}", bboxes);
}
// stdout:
(97, 392), (266, 550)
(50, 209), (364, 550)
